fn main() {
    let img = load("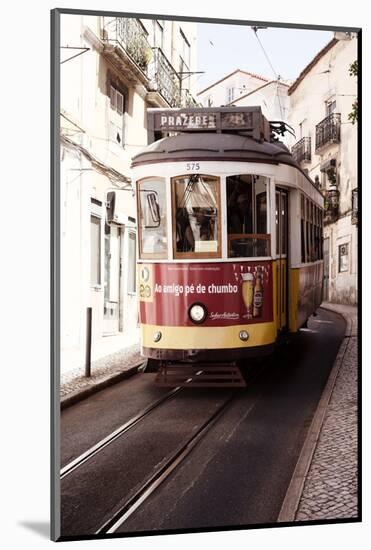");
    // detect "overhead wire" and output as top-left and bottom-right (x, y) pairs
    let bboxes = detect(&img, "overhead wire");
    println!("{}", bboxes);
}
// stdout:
(251, 28), (285, 124)
(252, 29), (279, 80)
(61, 134), (132, 189)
